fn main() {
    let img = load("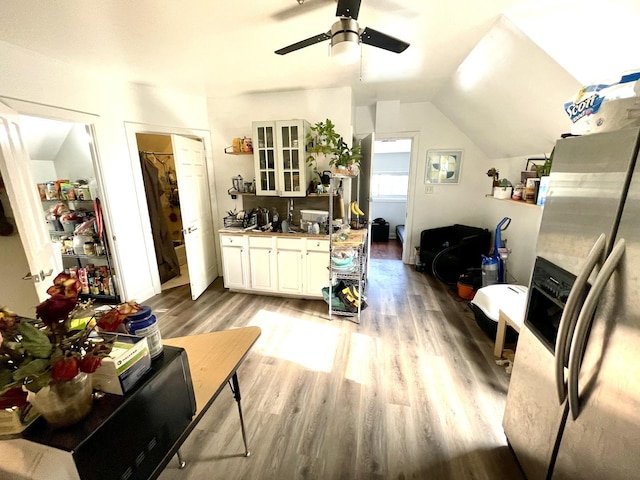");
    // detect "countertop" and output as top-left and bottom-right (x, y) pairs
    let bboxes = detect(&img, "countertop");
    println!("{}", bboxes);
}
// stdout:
(218, 228), (367, 246)
(219, 228), (329, 239)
